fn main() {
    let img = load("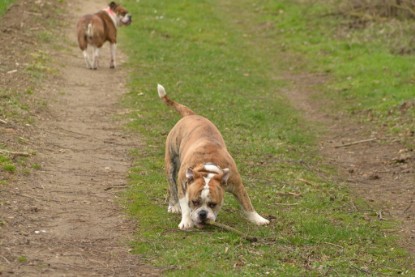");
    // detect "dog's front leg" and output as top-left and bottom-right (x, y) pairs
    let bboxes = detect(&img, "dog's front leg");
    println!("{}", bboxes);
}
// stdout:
(229, 177), (270, 226)
(178, 197), (194, 230)
(110, 43), (116, 69)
